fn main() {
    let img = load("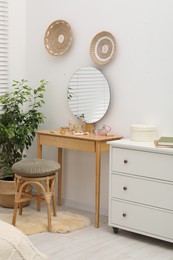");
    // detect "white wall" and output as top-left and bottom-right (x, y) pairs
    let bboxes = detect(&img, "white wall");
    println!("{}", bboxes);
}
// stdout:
(9, 0), (173, 215)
